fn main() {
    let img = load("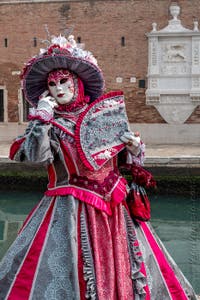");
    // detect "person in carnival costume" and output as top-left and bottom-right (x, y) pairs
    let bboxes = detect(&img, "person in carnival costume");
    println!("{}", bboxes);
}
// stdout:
(0, 33), (197, 300)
